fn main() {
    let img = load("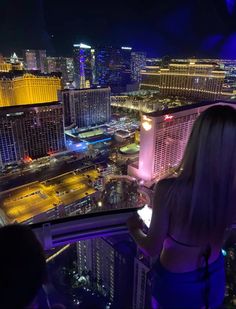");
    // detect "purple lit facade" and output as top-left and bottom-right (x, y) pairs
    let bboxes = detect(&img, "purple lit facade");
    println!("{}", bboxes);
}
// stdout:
(73, 44), (94, 89)
(128, 101), (236, 182)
